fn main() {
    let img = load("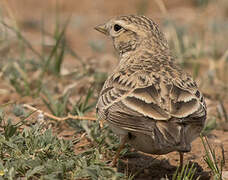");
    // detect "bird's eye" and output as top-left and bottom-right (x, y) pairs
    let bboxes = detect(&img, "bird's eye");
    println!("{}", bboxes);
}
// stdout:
(113, 24), (122, 32)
